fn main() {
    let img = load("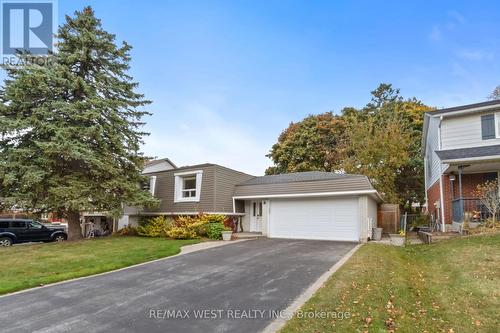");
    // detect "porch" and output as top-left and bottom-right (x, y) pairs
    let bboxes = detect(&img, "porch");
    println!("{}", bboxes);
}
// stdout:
(451, 197), (499, 223)
(444, 161), (500, 225)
